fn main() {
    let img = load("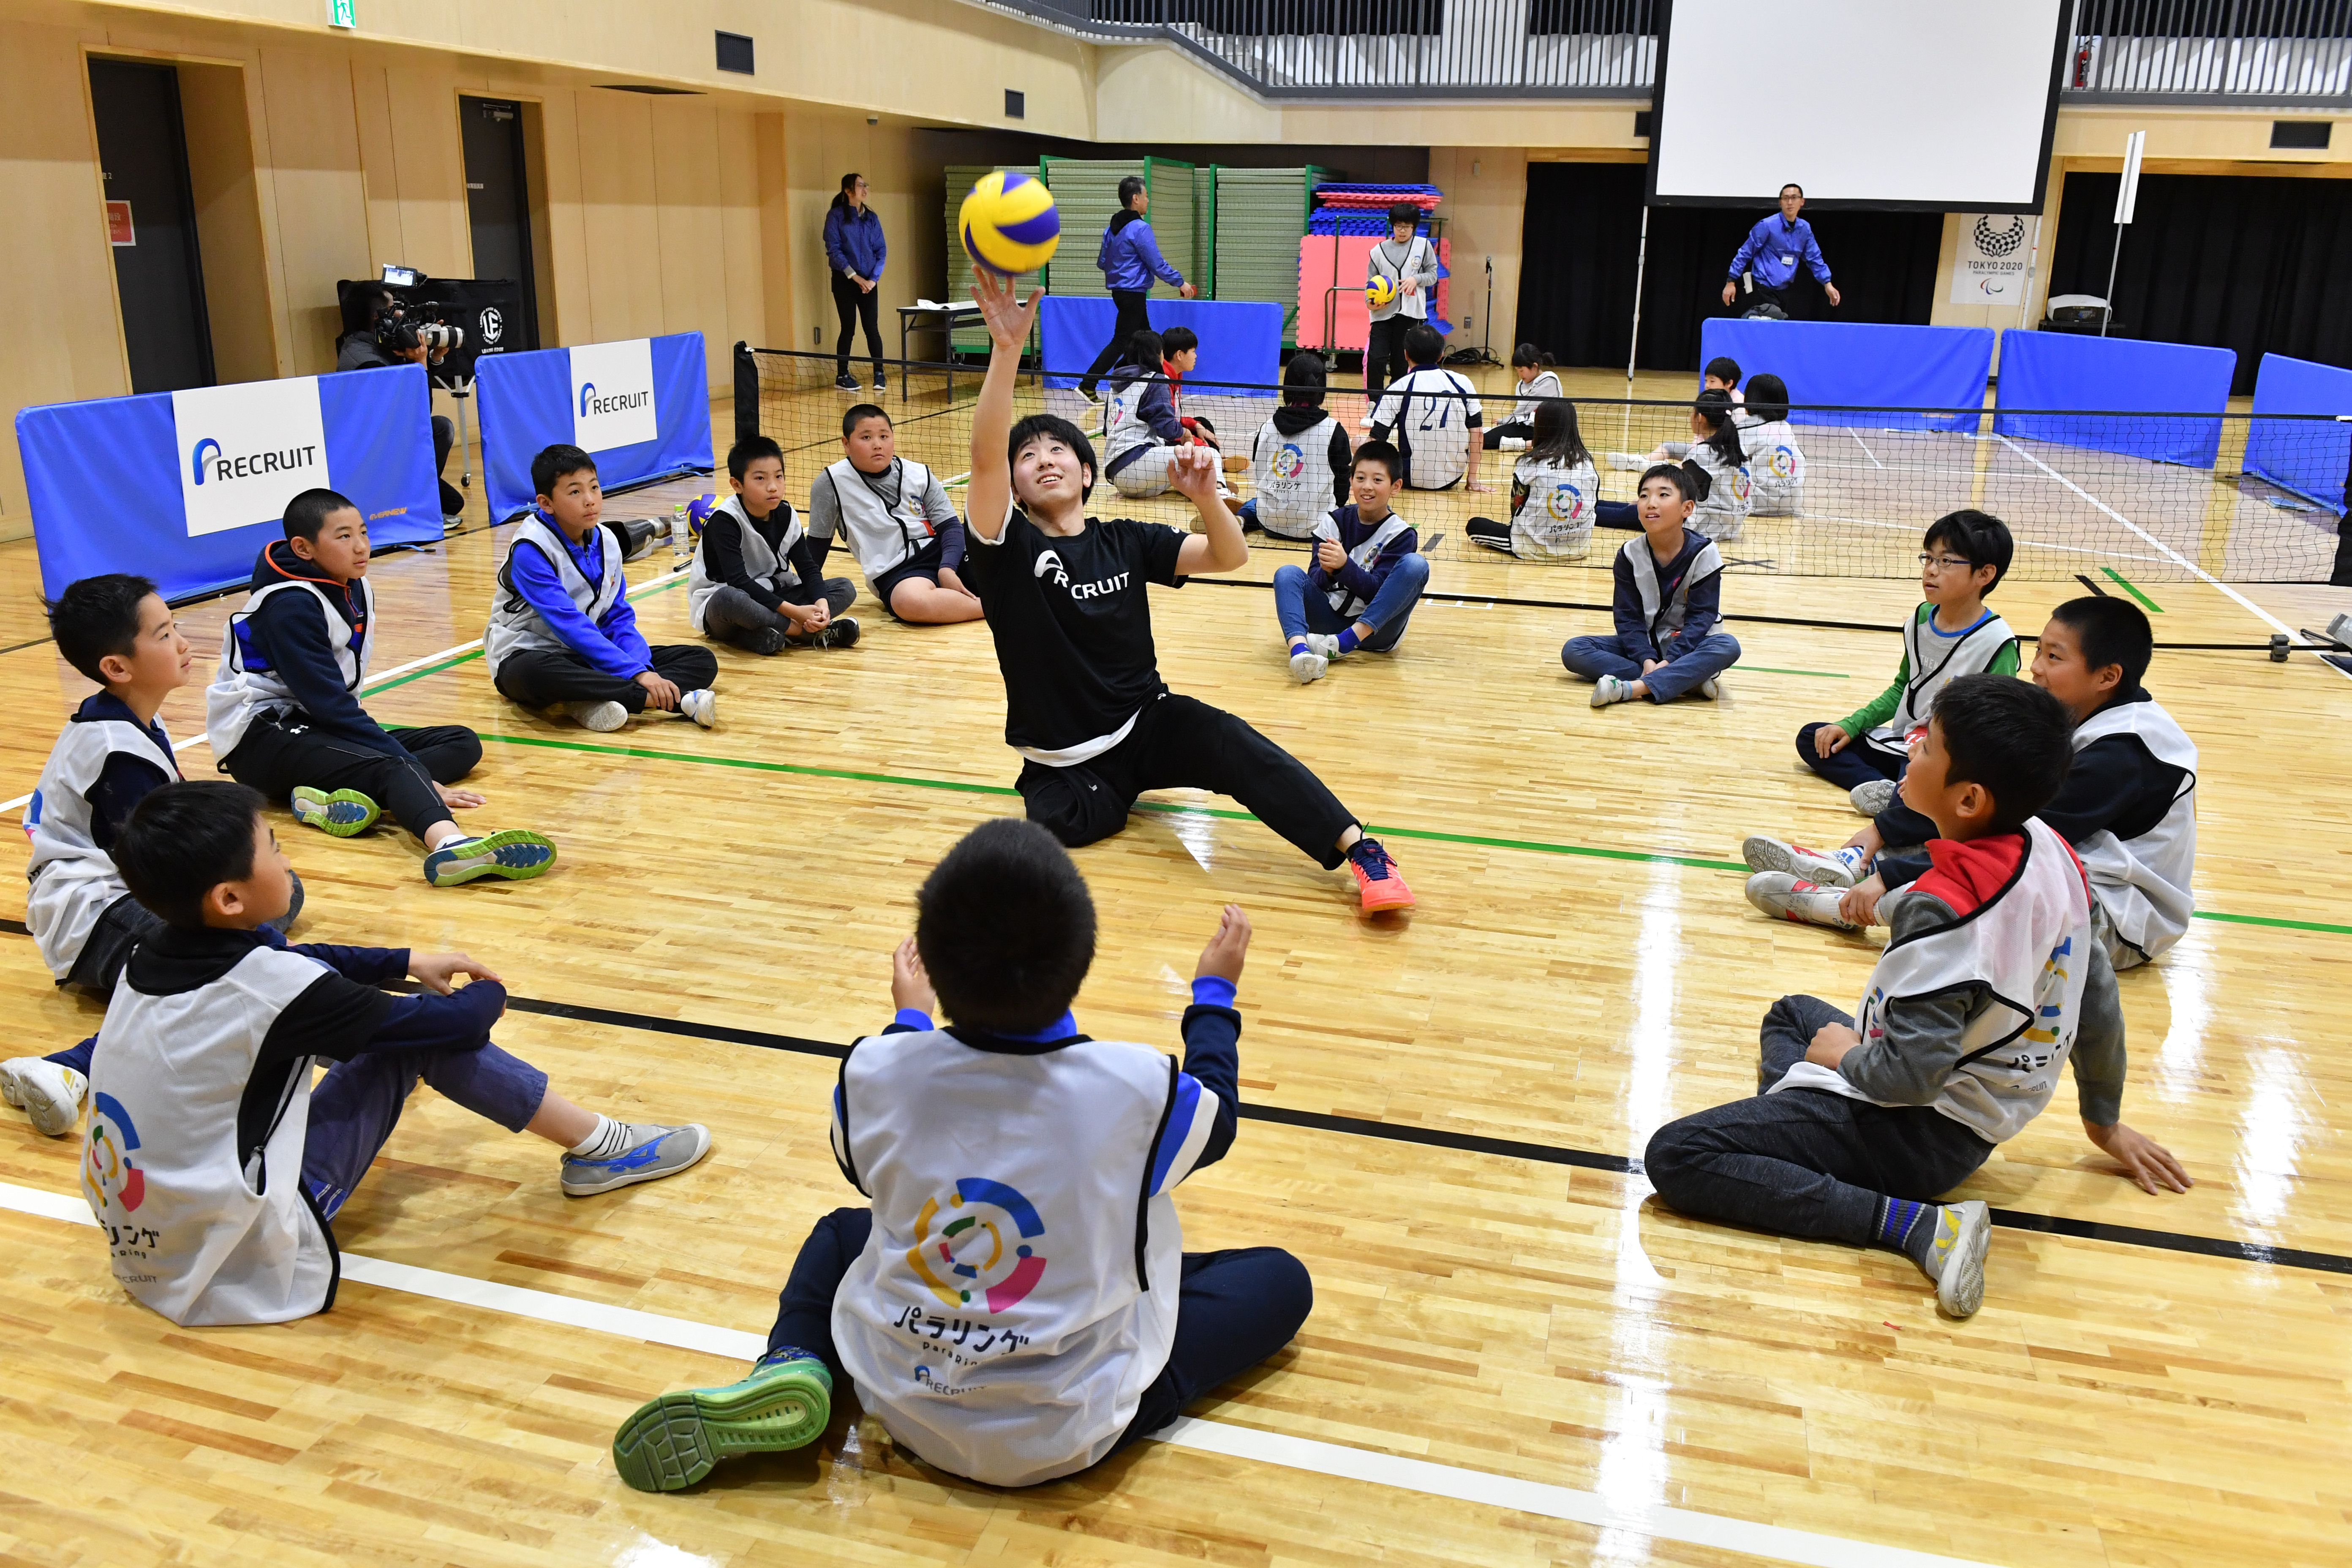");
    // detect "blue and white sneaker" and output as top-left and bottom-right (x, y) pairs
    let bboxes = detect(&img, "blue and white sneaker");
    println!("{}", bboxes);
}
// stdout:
(424, 829), (558, 887)
(1741, 834), (1865, 889)
(562, 1122), (713, 1196)
(678, 689), (718, 728)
